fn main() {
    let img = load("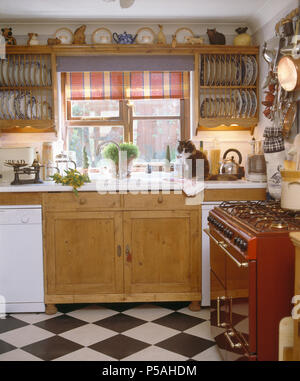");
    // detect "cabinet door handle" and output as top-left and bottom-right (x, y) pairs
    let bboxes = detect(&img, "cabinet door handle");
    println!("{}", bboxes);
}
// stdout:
(126, 245), (132, 262)
(117, 245), (122, 257)
(157, 194), (163, 204)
